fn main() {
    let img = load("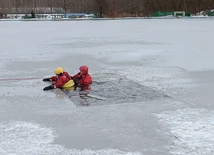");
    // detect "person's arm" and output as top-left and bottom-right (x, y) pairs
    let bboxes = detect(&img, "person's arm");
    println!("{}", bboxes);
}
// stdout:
(50, 76), (58, 81)
(72, 73), (82, 86)
(43, 85), (53, 91)
(43, 78), (51, 81)
(81, 74), (92, 85)
(43, 75), (58, 82)
(72, 73), (81, 79)
(52, 76), (66, 88)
